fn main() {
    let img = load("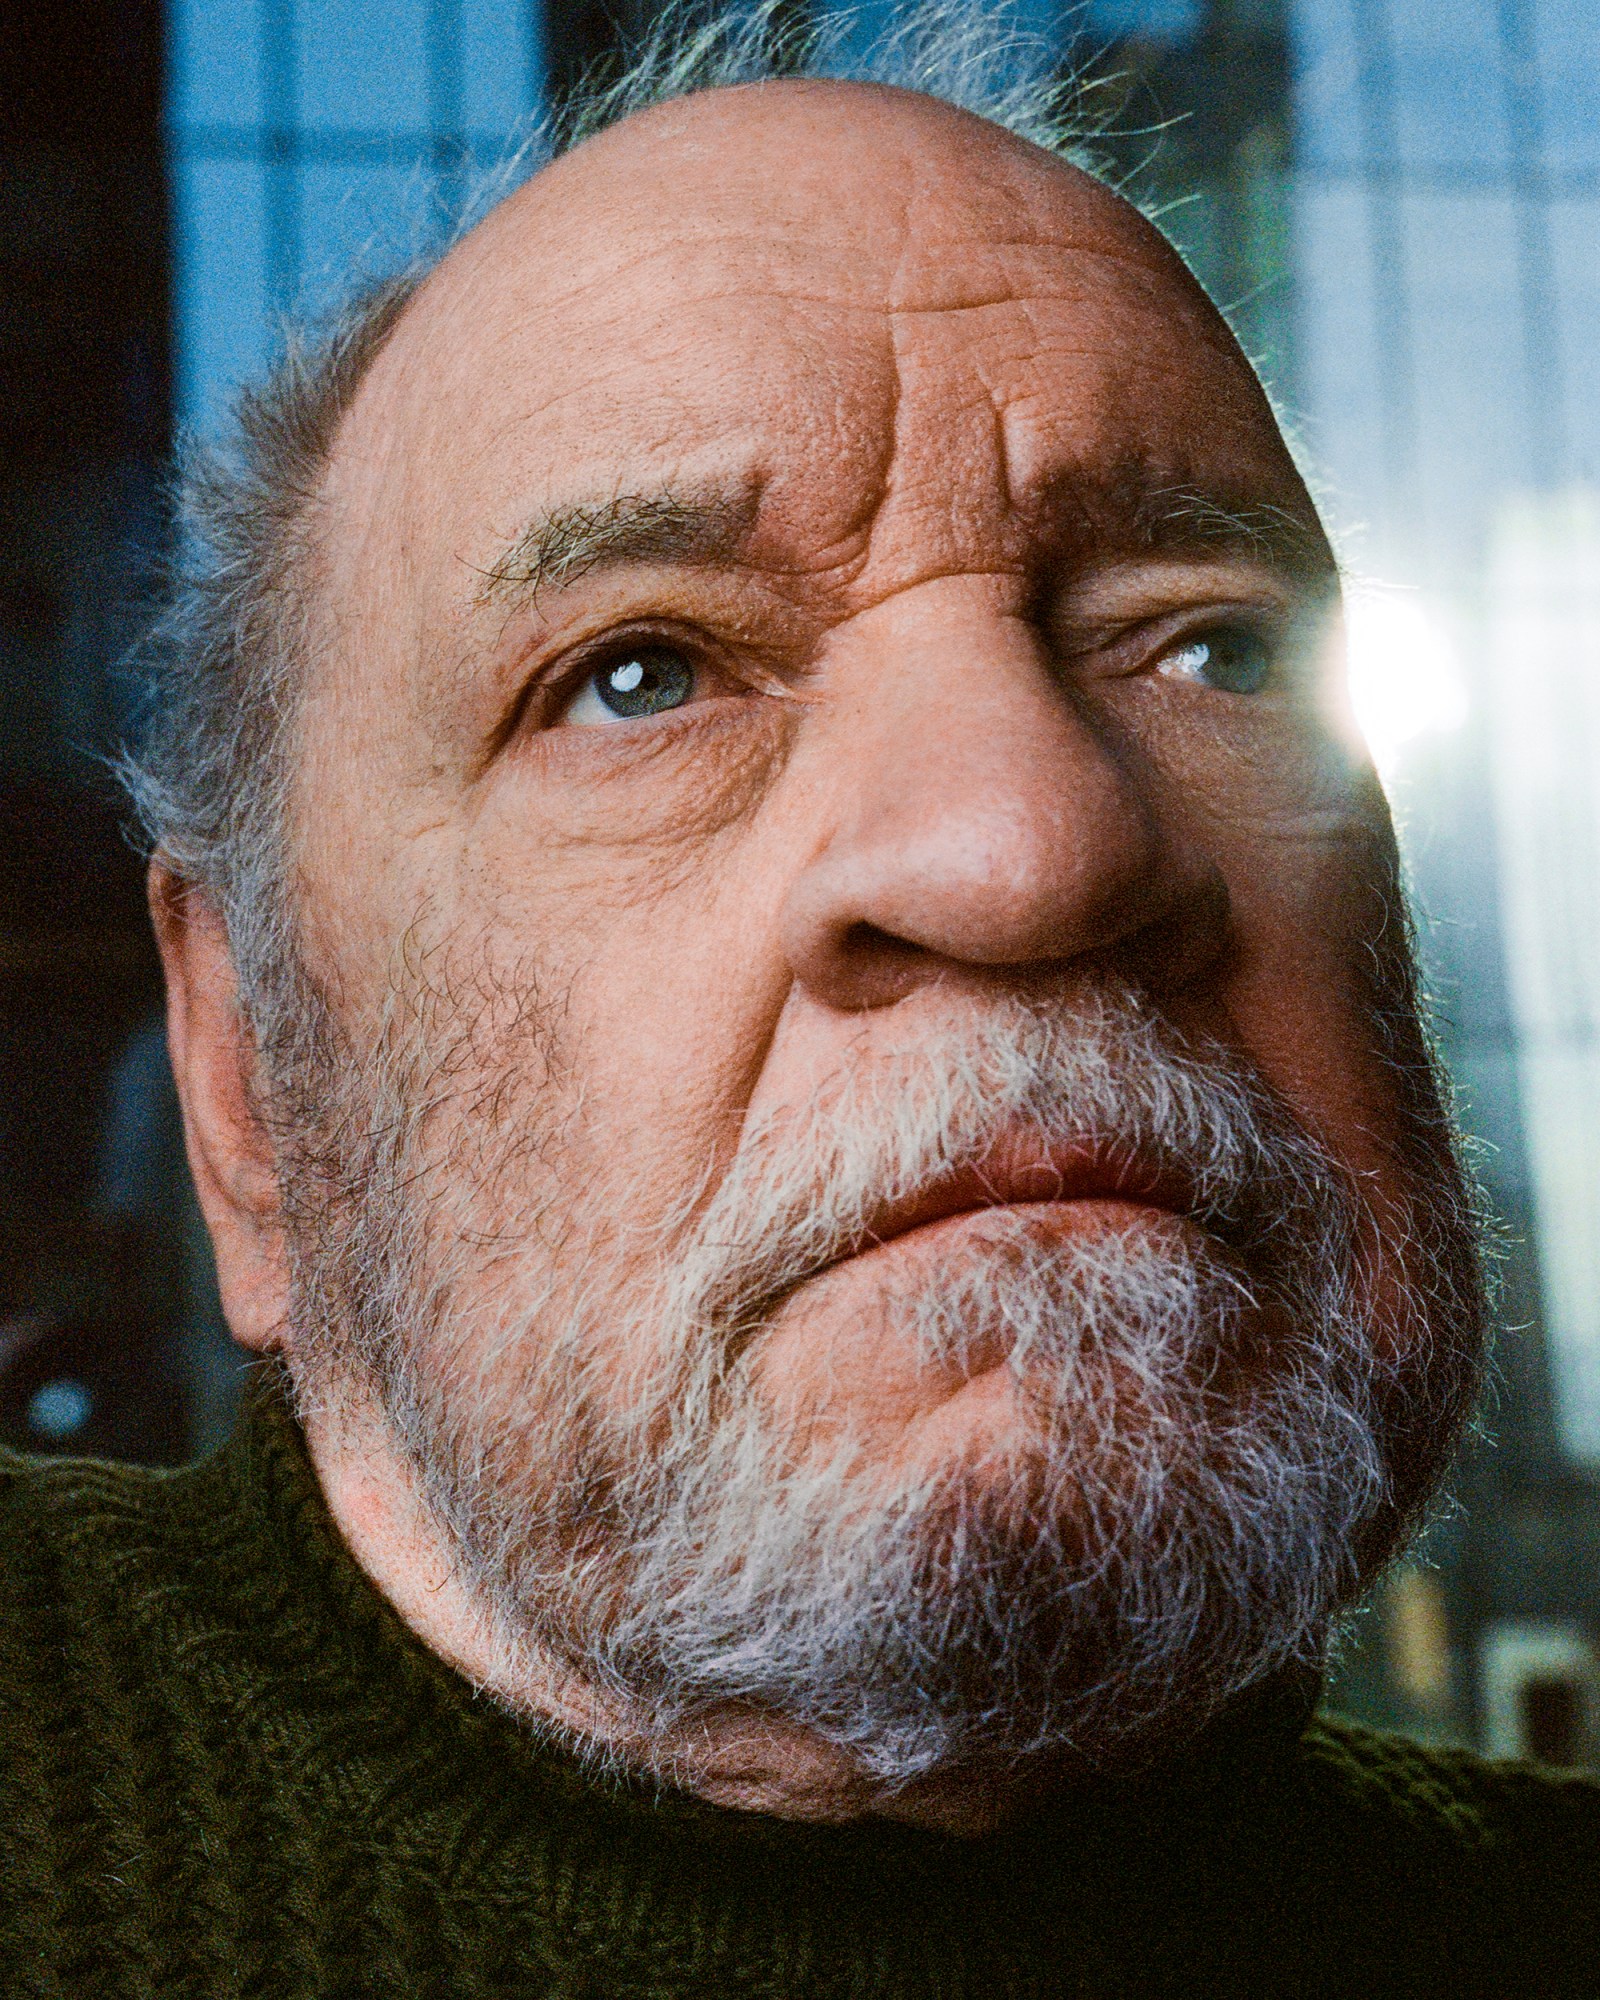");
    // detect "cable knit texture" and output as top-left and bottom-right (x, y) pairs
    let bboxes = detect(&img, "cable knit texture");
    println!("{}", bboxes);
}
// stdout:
(3, 1367), (1598, 1998)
